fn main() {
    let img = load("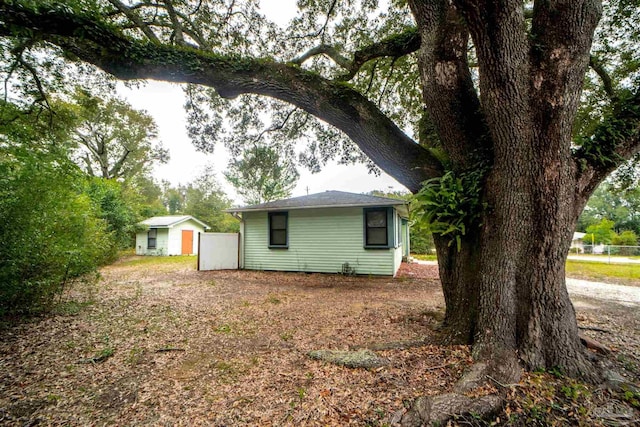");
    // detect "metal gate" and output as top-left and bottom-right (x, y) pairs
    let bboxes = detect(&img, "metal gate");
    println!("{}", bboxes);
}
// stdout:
(198, 232), (239, 270)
